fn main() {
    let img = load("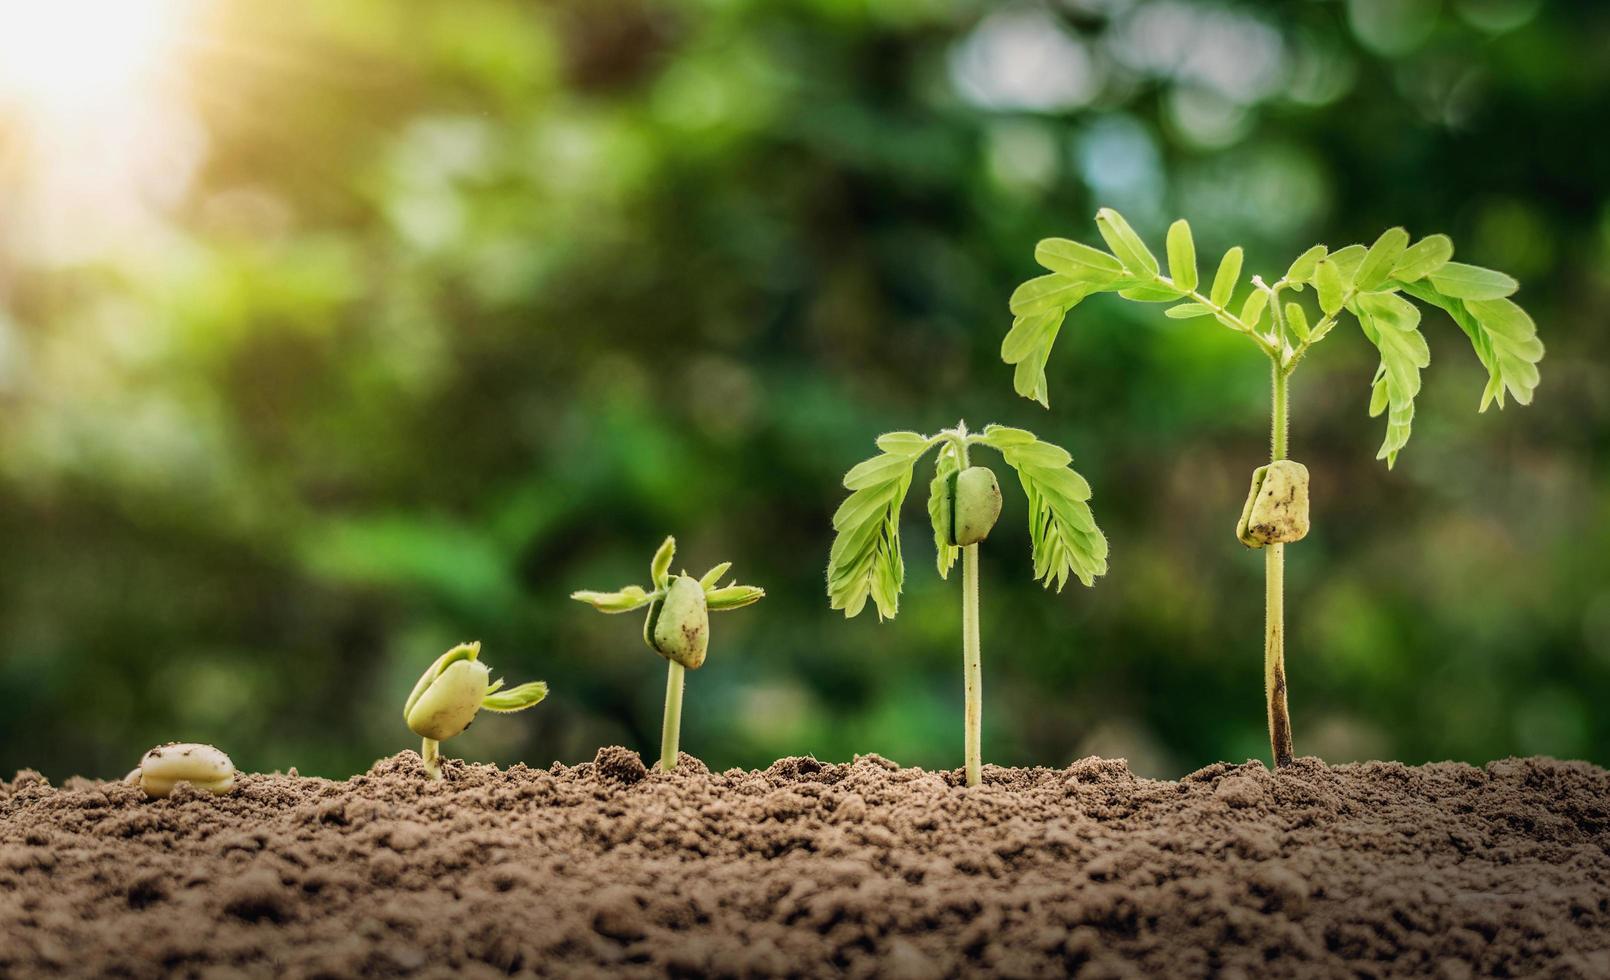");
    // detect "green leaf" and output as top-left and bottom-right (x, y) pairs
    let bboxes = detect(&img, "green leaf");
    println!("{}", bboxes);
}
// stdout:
(570, 586), (654, 614)
(649, 537), (676, 589)
(481, 681), (548, 713)
(697, 563), (731, 590)
(1285, 244), (1327, 284)
(1117, 282), (1186, 303)
(977, 424), (1036, 446)
(1034, 238), (1126, 284)
(1392, 234), (1453, 282)
(1240, 290), (1269, 329)
(1401, 280), (1543, 410)
(1165, 302), (1212, 319)
(1355, 227), (1409, 291)
(991, 431), (1107, 590)
(1165, 219), (1198, 292)
(706, 584), (765, 610)
(828, 440), (930, 619)
(927, 444), (961, 579)
(1009, 274), (1088, 317)
(1209, 247), (1243, 307)
(1315, 259), (1345, 316)
(1001, 308), (1064, 407)
(875, 431), (931, 455)
(1356, 291), (1421, 333)
(1355, 295), (1430, 467)
(1095, 208), (1159, 278)
(1285, 302), (1310, 342)
(1327, 244), (1367, 282)
(1427, 261), (1519, 300)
